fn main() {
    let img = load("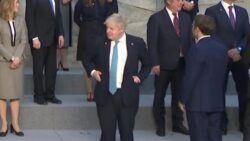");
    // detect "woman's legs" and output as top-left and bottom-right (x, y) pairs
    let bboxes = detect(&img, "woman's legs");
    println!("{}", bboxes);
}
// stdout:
(57, 48), (69, 70)
(10, 99), (21, 132)
(83, 69), (94, 101)
(0, 99), (7, 132)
